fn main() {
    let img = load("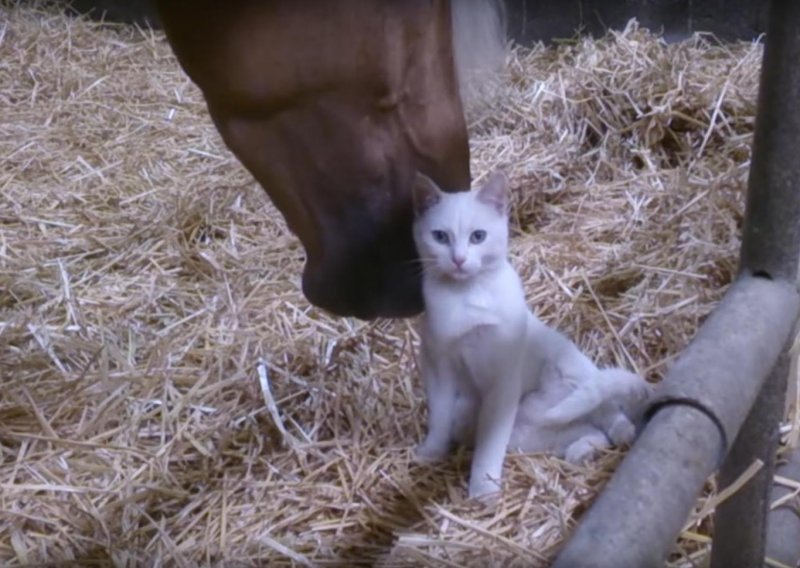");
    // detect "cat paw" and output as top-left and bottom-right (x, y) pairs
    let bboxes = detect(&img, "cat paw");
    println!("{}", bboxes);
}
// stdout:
(468, 477), (502, 502)
(607, 418), (637, 446)
(472, 489), (501, 507)
(413, 441), (449, 463)
(564, 440), (600, 465)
